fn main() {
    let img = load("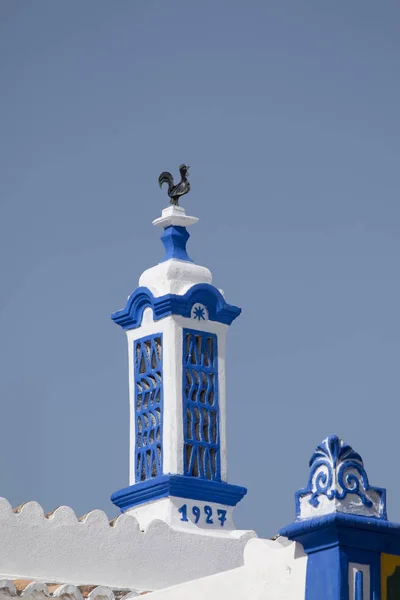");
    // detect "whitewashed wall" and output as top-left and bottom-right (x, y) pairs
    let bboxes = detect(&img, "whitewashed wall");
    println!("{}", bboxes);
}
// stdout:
(144, 537), (307, 600)
(0, 498), (255, 591)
